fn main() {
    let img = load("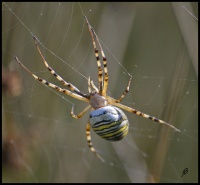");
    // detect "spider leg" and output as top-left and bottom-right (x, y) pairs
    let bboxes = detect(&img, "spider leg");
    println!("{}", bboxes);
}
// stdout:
(33, 36), (87, 98)
(15, 57), (89, 102)
(91, 80), (99, 93)
(71, 105), (91, 119)
(115, 76), (132, 103)
(85, 16), (103, 94)
(86, 122), (106, 163)
(89, 23), (109, 96)
(88, 76), (99, 93)
(111, 101), (180, 132)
